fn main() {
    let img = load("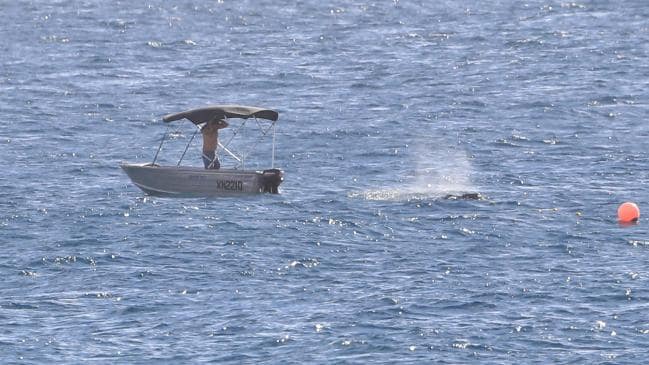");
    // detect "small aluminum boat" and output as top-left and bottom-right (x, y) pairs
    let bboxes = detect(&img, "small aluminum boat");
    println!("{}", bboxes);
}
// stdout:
(120, 164), (282, 197)
(121, 105), (283, 197)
